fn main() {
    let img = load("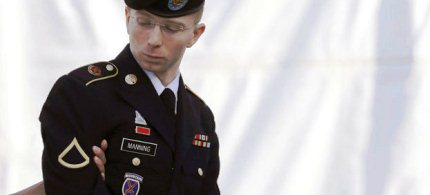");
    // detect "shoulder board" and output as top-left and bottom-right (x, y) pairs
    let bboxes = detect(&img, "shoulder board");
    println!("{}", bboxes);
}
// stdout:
(185, 84), (206, 104)
(69, 61), (119, 86)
